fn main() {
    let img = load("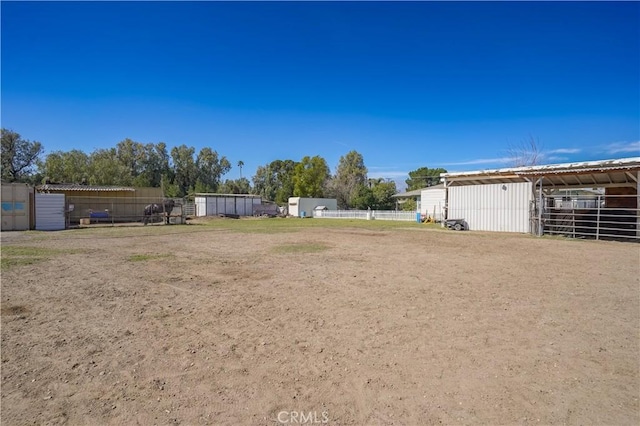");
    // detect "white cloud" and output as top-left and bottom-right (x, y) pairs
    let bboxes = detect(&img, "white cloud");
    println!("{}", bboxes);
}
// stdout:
(547, 148), (581, 154)
(545, 156), (569, 162)
(440, 157), (512, 167)
(367, 170), (409, 179)
(604, 141), (640, 154)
